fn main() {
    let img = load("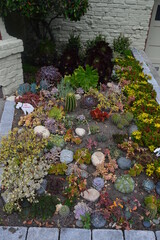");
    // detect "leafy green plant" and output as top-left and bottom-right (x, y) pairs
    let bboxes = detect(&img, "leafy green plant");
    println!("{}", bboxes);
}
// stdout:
(112, 133), (128, 144)
(48, 106), (64, 120)
(81, 213), (91, 229)
(64, 65), (99, 92)
(29, 195), (59, 220)
(47, 134), (65, 148)
(74, 148), (91, 164)
(113, 34), (131, 56)
(48, 163), (67, 175)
